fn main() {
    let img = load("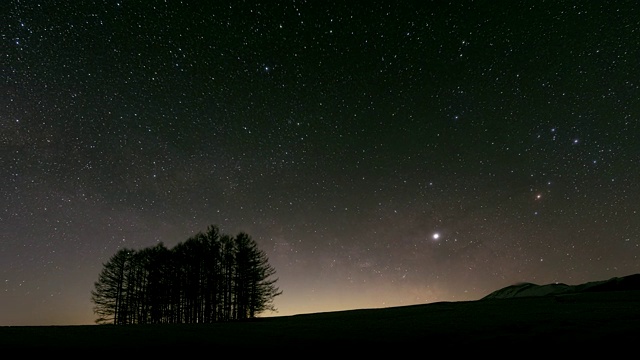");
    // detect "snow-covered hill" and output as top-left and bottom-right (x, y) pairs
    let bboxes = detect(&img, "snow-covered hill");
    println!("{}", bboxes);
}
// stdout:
(482, 273), (640, 299)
